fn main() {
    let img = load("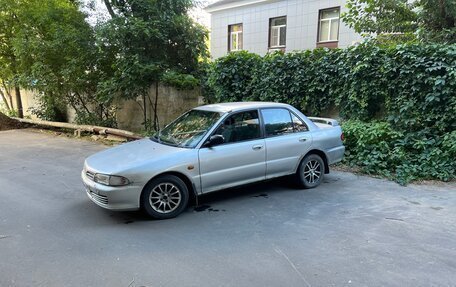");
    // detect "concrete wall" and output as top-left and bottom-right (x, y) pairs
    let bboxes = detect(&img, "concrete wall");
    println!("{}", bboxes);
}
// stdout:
(9, 89), (40, 119)
(10, 89), (78, 122)
(10, 84), (202, 132)
(209, 0), (362, 59)
(116, 83), (203, 132)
